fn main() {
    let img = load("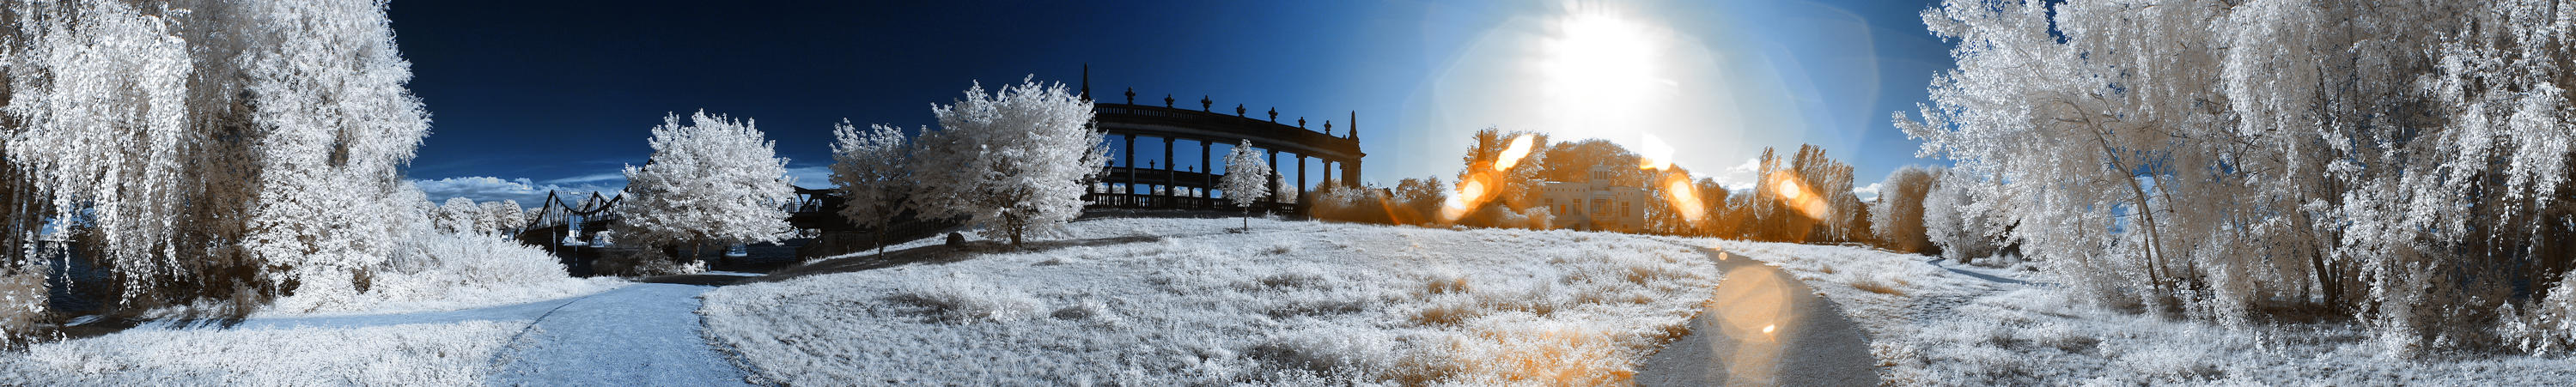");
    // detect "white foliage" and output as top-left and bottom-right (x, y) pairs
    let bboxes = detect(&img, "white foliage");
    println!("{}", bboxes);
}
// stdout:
(478, 200), (526, 234)
(1219, 140), (1271, 209)
(233, 0), (433, 305)
(268, 233), (618, 317)
(433, 197), (478, 235)
(1870, 166), (1941, 254)
(829, 120), (911, 232)
(3, 0), (199, 299)
(1906, 0), (2576, 349)
(904, 76), (1108, 245)
(1920, 173), (1997, 263)
(617, 111), (797, 262)
(1273, 174), (1299, 203)
(1, 0), (431, 317)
